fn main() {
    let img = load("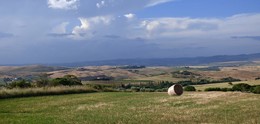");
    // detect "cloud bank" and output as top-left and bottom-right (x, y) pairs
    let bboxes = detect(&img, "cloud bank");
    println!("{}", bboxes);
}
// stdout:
(48, 0), (79, 10)
(0, 0), (259, 64)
